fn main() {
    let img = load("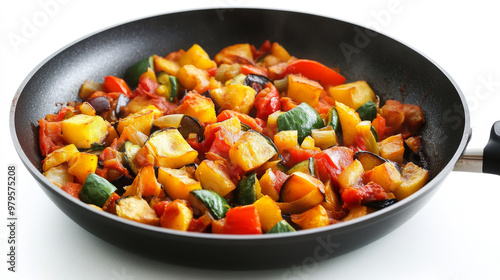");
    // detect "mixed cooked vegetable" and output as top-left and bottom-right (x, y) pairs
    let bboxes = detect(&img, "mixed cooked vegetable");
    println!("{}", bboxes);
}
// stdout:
(39, 41), (428, 234)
